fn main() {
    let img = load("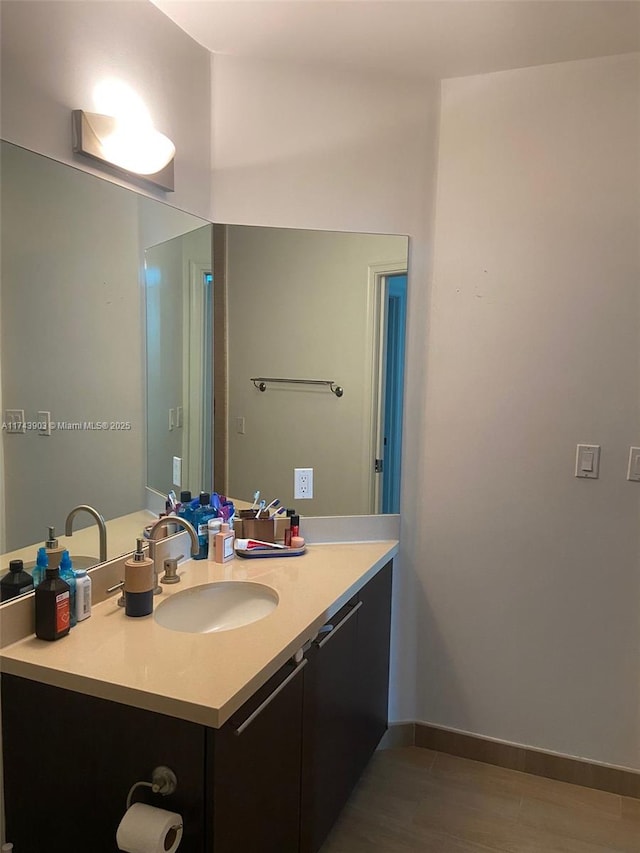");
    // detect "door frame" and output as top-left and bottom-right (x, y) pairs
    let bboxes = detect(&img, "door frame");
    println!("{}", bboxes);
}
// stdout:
(182, 260), (212, 493)
(365, 260), (408, 514)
